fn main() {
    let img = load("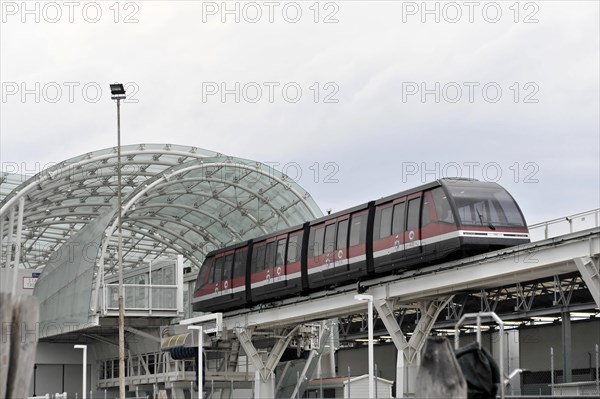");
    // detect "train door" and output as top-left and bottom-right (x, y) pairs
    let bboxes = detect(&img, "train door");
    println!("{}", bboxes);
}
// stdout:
(211, 255), (225, 297)
(391, 198), (406, 255)
(404, 193), (423, 257)
(334, 216), (350, 271)
(322, 220), (337, 276)
(232, 248), (247, 294)
(285, 230), (303, 290)
(348, 210), (369, 272)
(220, 253), (234, 296)
(272, 235), (287, 284)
